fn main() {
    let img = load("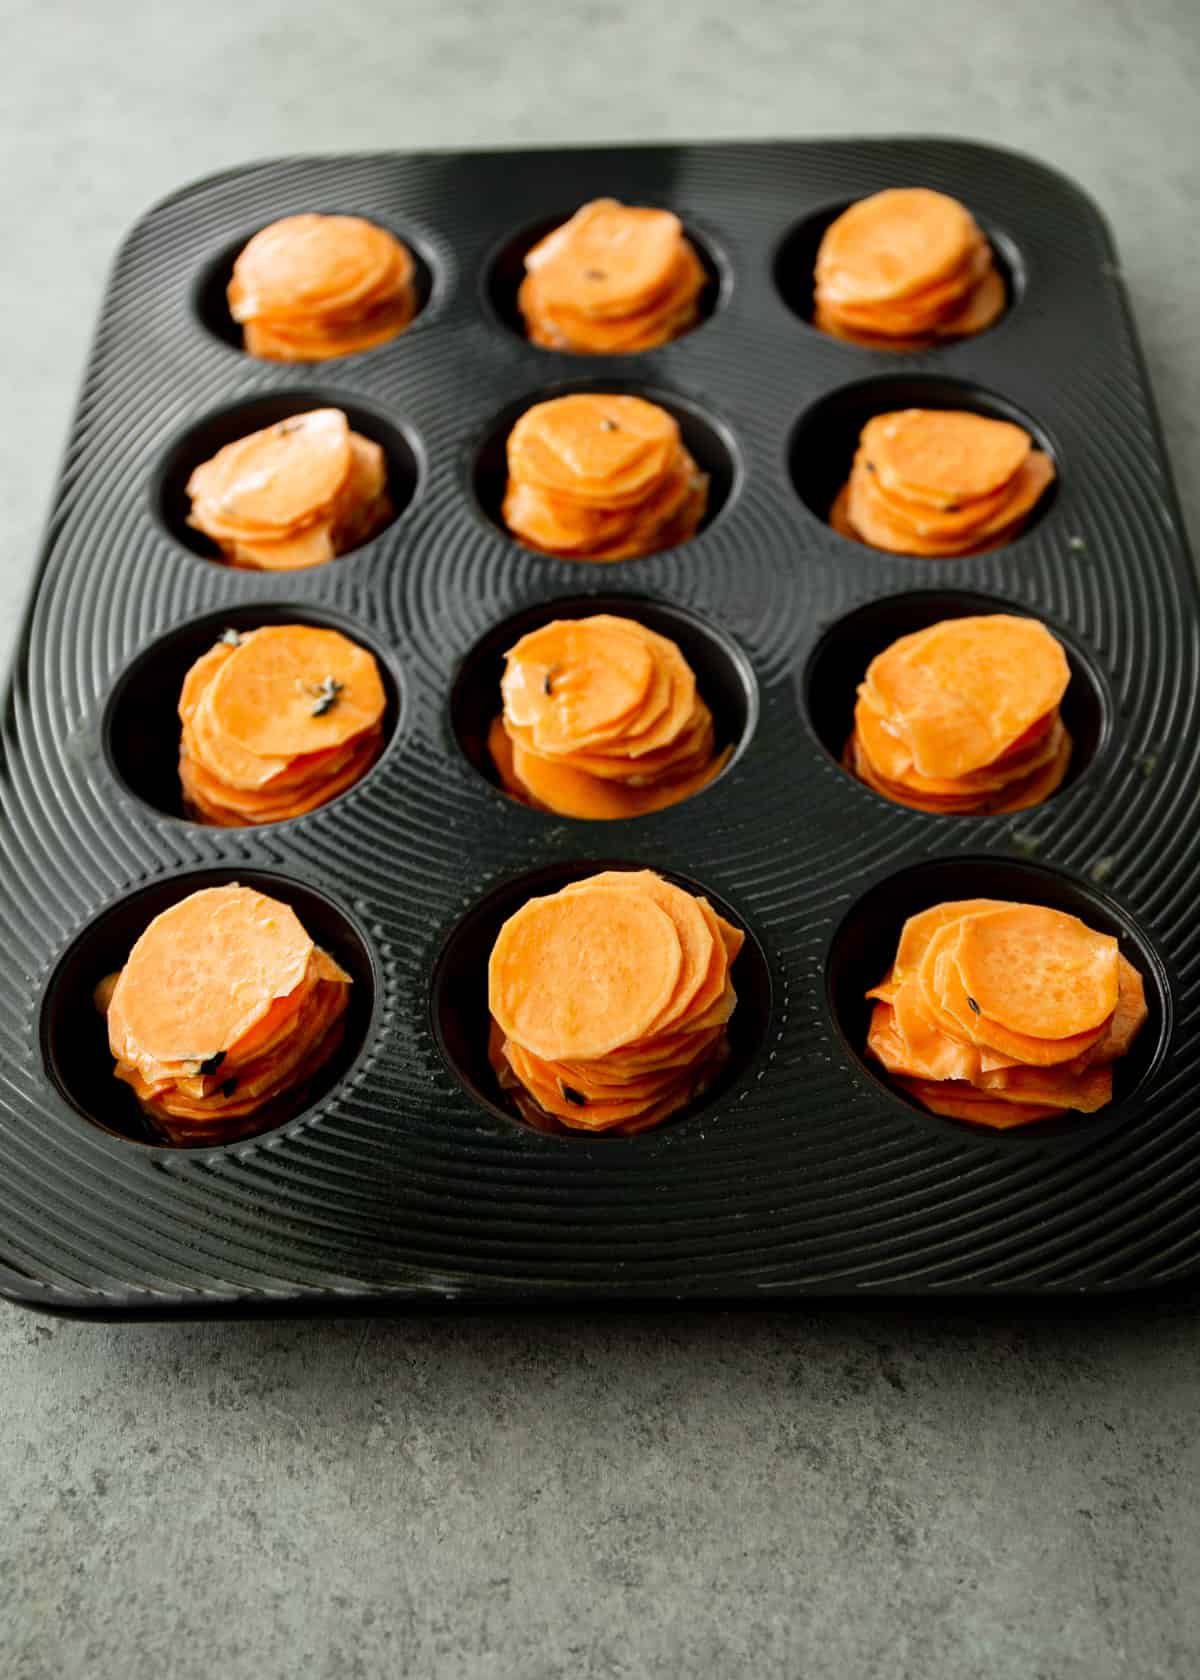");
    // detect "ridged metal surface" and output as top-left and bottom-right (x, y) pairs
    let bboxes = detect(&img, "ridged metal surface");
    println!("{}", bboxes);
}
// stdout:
(2, 139), (1198, 1312)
